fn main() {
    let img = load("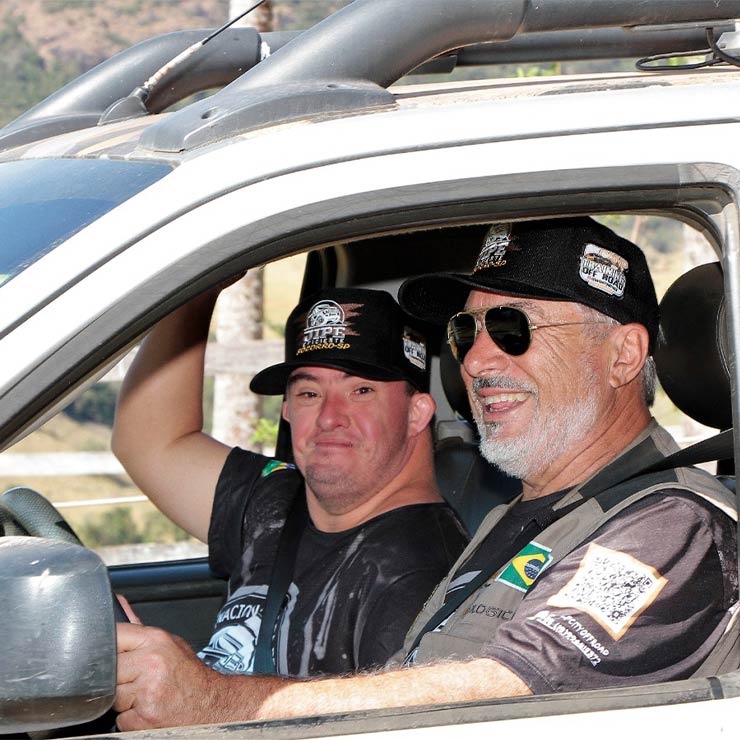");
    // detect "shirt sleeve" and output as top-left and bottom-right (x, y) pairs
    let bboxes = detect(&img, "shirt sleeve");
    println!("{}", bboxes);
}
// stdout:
(483, 492), (736, 693)
(207, 447), (268, 578)
(358, 569), (447, 671)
